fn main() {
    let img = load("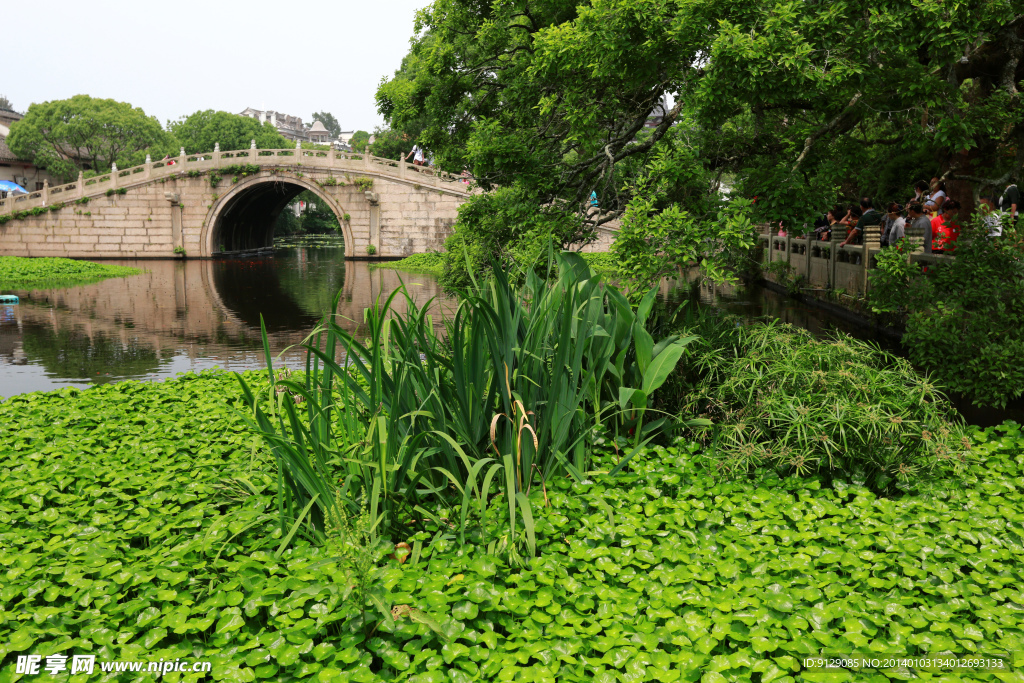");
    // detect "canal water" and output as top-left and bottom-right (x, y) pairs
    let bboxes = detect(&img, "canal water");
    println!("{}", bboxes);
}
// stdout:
(1, 244), (1018, 425)
(0, 243), (452, 398)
